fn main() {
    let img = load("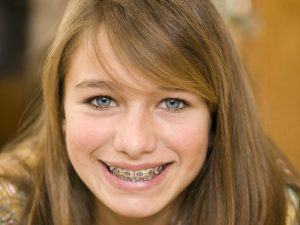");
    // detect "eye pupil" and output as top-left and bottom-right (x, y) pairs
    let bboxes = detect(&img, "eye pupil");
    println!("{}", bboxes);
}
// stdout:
(96, 97), (111, 106)
(166, 98), (180, 109)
